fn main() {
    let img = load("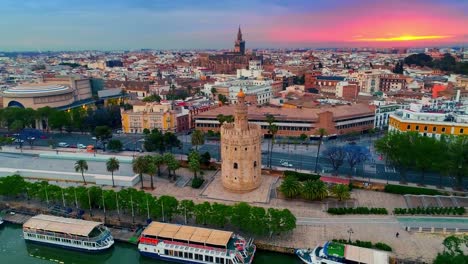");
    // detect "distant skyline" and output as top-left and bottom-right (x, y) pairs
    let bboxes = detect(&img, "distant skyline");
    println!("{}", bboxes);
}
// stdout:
(0, 0), (467, 51)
